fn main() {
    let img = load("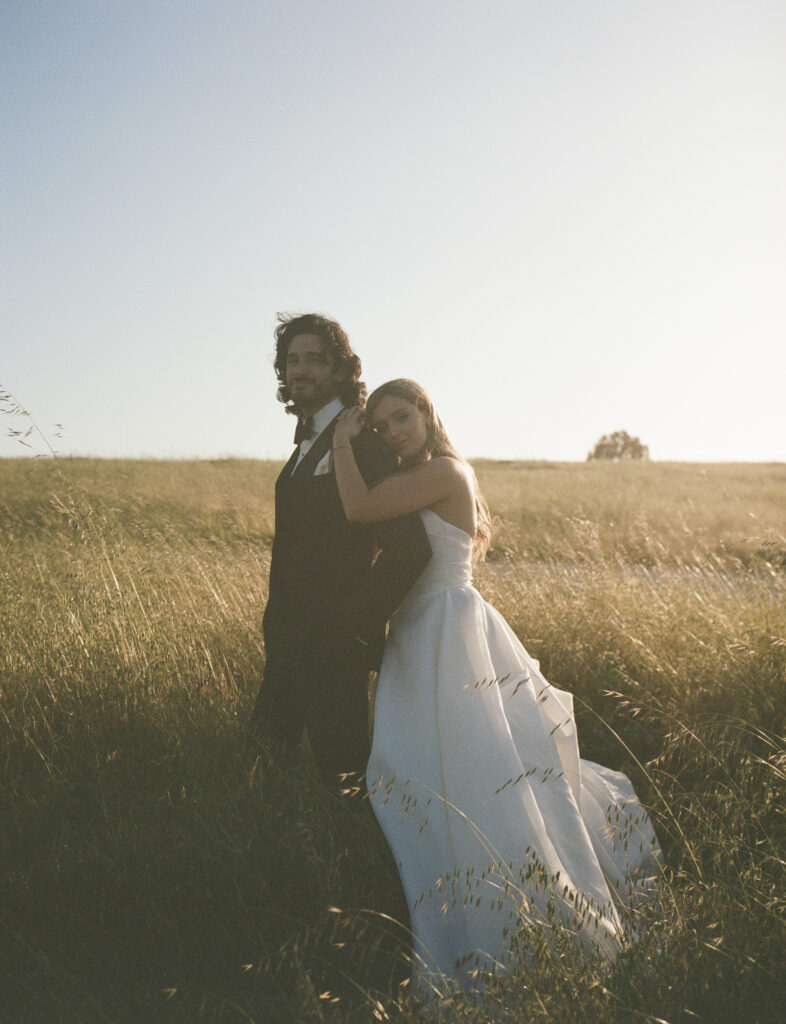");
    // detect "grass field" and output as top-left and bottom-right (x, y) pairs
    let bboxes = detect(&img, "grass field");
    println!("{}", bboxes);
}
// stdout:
(1, 456), (784, 1023)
